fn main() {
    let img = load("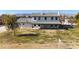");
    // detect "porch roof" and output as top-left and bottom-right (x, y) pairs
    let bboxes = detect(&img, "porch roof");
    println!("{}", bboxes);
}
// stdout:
(31, 22), (61, 24)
